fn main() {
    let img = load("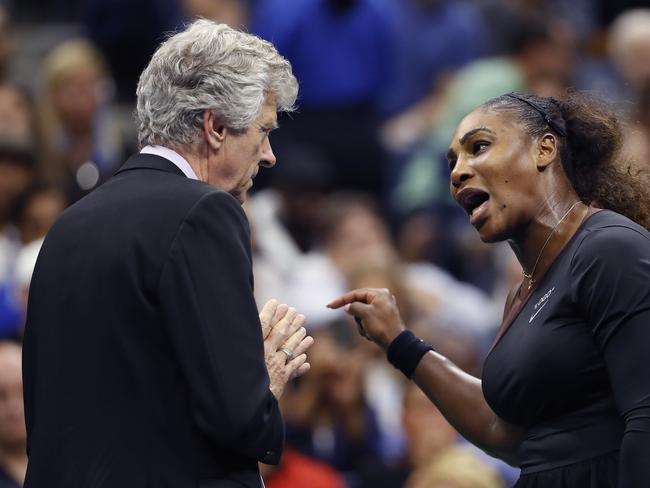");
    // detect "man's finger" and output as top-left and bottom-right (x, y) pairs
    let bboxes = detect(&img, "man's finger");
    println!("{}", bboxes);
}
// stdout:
(277, 314), (305, 350)
(266, 309), (298, 351)
(281, 326), (307, 353)
(286, 353), (307, 376)
(271, 303), (289, 328)
(290, 361), (311, 380)
(291, 335), (314, 358)
(259, 299), (279, 338)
